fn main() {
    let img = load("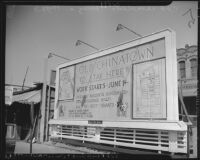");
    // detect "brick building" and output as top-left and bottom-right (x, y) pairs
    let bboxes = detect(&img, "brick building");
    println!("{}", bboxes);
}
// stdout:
(177, 44), (197, 117)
